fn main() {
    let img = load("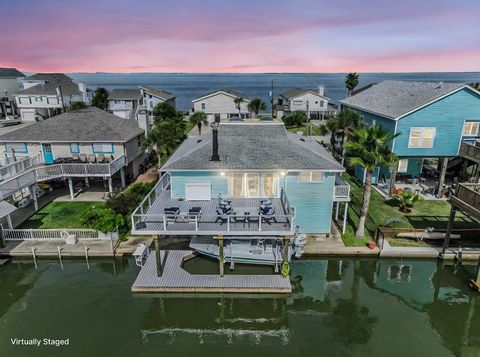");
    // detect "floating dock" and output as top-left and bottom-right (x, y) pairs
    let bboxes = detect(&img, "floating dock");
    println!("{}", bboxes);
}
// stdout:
(131, 250), (292, 293)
